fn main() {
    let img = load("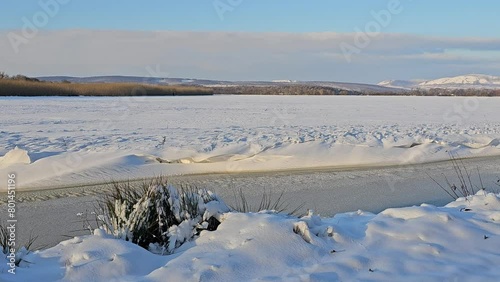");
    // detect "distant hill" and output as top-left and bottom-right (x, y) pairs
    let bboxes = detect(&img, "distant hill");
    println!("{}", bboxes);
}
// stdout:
(378, 79), (425, 89)
(37, 76), (403, 94)
(379, 74), (500, 90)
(36, 74), (500, 96)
